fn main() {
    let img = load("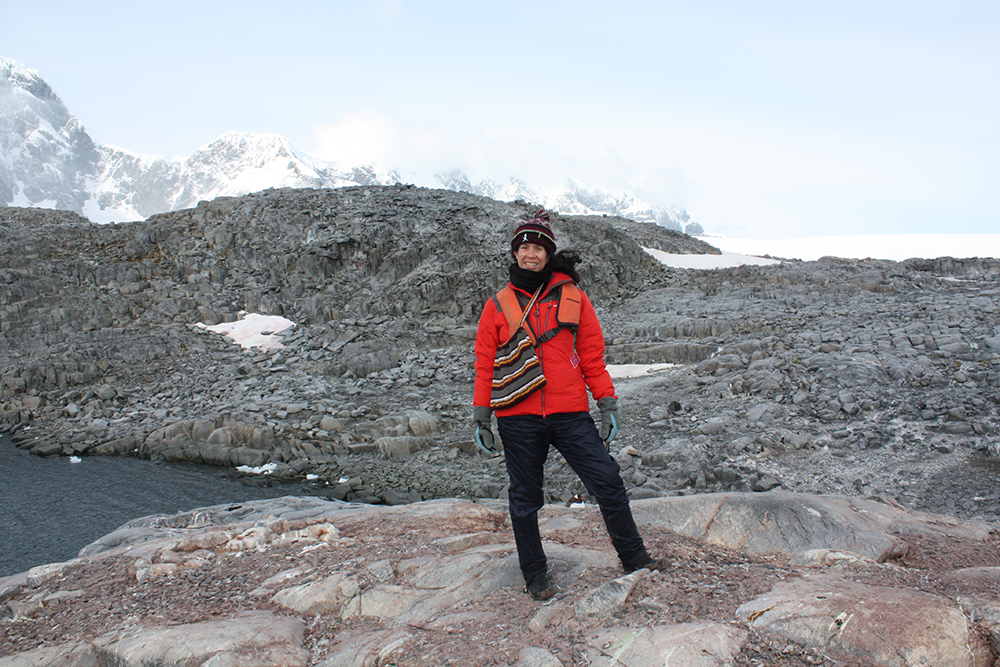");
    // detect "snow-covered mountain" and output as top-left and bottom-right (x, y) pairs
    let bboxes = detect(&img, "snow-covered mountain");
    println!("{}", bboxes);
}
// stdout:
(90, 133), (403, 221)
(1, 56), (691, 231)
(432, 170), (689, 231)
(0, 58), (99, 213)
